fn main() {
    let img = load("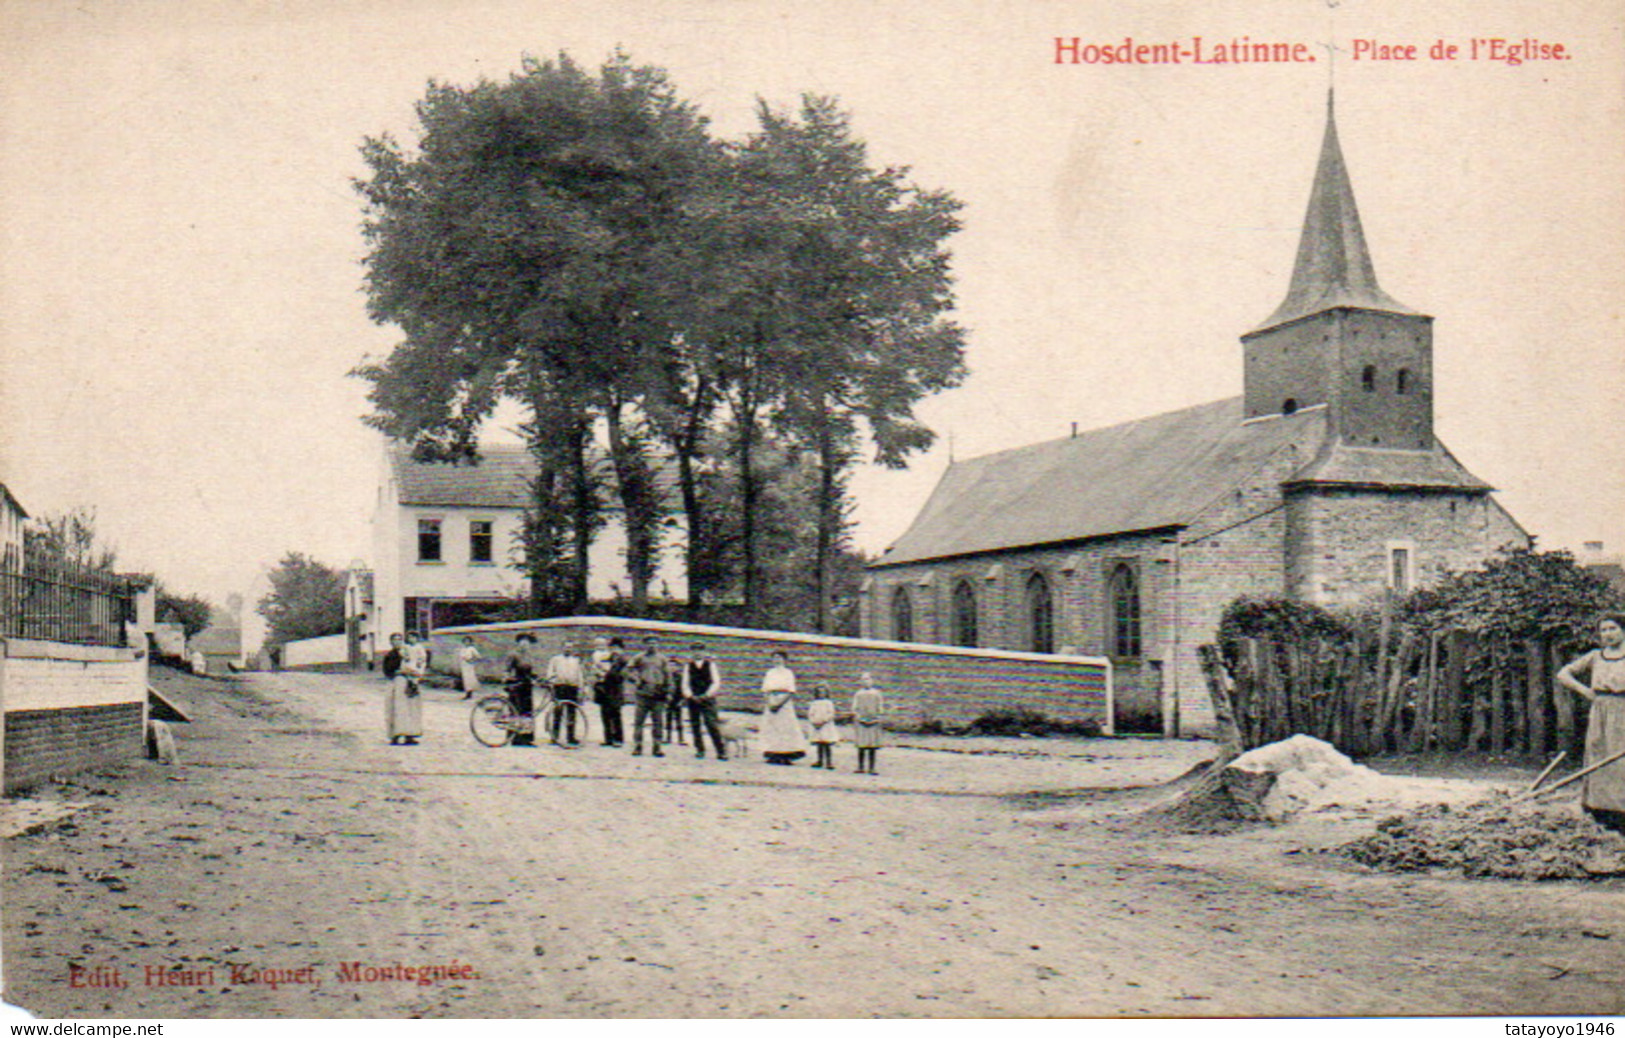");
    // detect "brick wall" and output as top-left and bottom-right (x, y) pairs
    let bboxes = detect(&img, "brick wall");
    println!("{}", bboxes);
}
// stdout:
(429, 617), (1112, 733)
(1, 638), (149, 793)
(4, 704), (145, 793)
